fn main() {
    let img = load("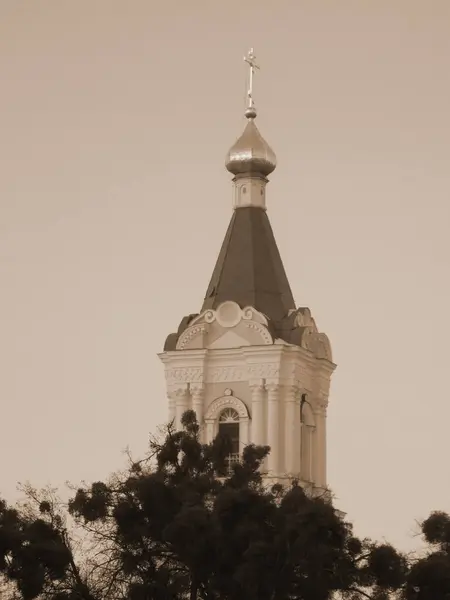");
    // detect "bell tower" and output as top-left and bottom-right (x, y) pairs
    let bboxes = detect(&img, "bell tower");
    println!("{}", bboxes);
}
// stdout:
(159, 49), (335, 493)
